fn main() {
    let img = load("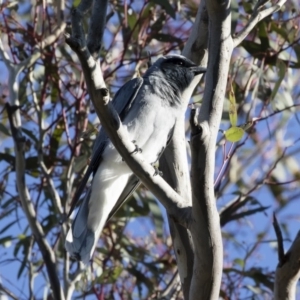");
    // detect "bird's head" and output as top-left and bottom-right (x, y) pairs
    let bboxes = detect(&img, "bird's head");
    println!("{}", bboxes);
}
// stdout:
(151, 55), (206, 94)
